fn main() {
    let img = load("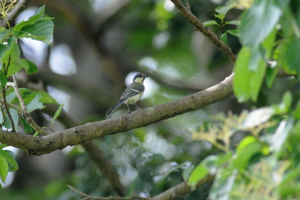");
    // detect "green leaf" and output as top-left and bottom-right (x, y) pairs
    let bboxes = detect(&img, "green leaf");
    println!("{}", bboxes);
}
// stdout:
(233, 47), (266, 102)
(0, 154), (8, 183)
(23, 59), (38, 74)
(209, 168), (238, 200)
(214, 14), (225, 22)
(182, 165), (194, 181)
(0, 70), (7, 89)
(188, 153), (232, 186)
(13, 5), (54, 45)
(227, 29), (239, 36)
(266, 62), (279, 88)
(0, 149), (18, 171)
(292, 101), (300, 119)
(278, 34), (300, 77)
(188, 160), (209, 186)
(0, 44), (6, 60)
(220, 32), (228, 44)
(262, 29), (277, 59)
(159, 163), (187, 182)
(225, 20), (240, 26)
(13, 5), (46, 31)
(215, 5), (233, 15)
(3, 108), (19, 131)
(15, 19), (54, 45)
(236, 136), (258, 153)
(272, 91), (292, 114)
(278, 168), (300, 198)
(0, 27), (9, 43)
(51, 104), (64, 127)
(20, 118), (35, 134)
(26, 94), (45, 113)
(232, 141), (262, 169)
(33, 131), (39, 137)
(17, 88), (57, 107)
(203, 20), (220, 27)
(238, 0), (281, 47)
